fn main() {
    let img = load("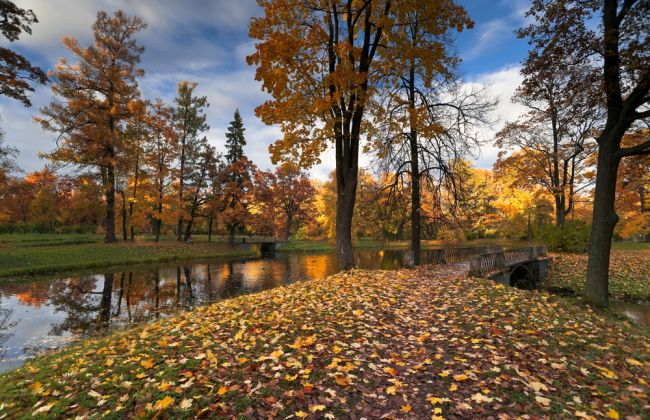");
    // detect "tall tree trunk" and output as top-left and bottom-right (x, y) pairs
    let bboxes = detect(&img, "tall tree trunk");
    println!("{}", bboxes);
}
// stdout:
(407, 65), (421, 265)
(207, 216), (213, 242)
(229, 224), (236, 245)
(177, 136), (186, 242)
(128, 143), (140, 241)
(555, 195), (565, 226)
(104, 164), (117, 243)
(284, 214), (292, 241)
(183, 211), (195, 242)
(120, 190), (127, 240)
(585, 138), (621, 306)
(335, 176), (356, 270)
